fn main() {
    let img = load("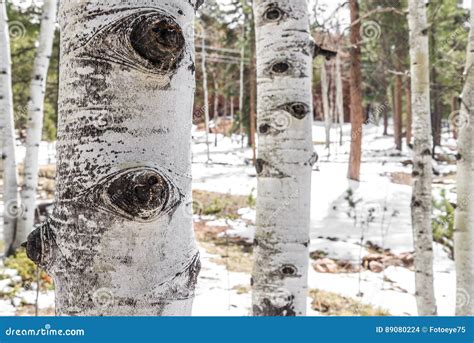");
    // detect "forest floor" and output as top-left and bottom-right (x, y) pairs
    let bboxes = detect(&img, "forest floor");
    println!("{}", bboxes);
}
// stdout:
(0, 121), (458, 316)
